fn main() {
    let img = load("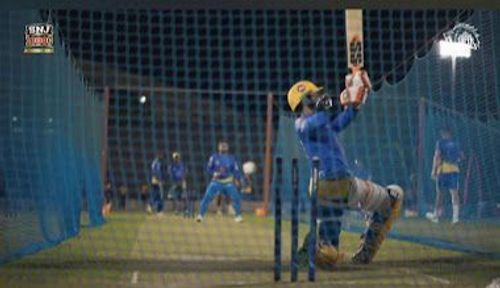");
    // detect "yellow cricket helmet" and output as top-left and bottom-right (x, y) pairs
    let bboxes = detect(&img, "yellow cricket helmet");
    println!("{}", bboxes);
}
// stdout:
(287, 80), (323, 112)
